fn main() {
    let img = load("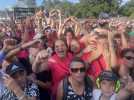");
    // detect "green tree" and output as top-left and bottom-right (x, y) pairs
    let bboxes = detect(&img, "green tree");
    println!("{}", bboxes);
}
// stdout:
(119, 0), (134, 18)
(41, 0), (123, 18)
(79, 0), (122, 18)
